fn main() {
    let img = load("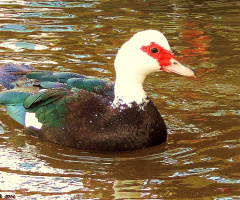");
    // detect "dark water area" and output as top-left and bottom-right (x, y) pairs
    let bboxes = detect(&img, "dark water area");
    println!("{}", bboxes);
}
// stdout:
(0, 0), (239, 199)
